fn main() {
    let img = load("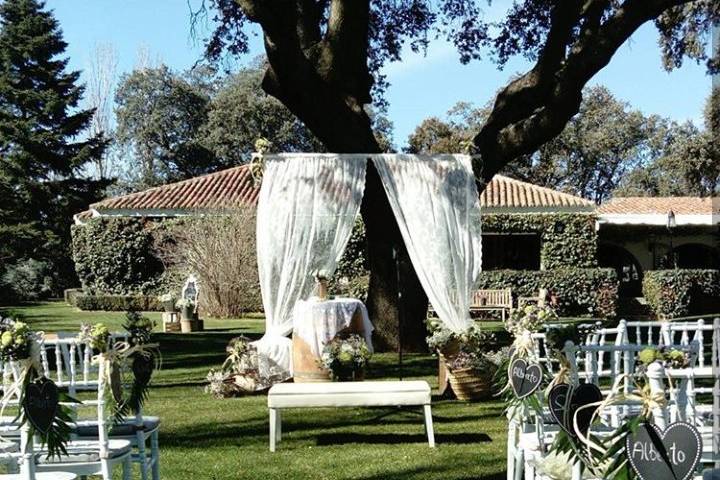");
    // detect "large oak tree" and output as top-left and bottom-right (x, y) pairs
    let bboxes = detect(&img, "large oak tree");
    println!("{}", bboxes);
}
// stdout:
(192, 0), (719, 350)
